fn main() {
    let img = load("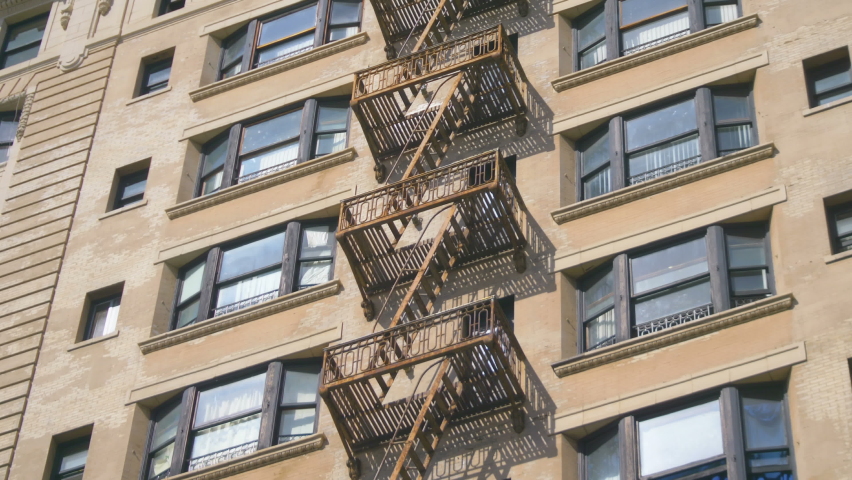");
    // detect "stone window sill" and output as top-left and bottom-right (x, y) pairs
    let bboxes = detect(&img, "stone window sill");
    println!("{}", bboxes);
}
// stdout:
(551, 293), (794, 378)
(551, 143), (775, 225)
(169, 433), (326, 480)
(139, 280), (342, 354)
(68, 330), (120, 352)
(802, 94), (852, 117)
(551, 14), (759, 92)
(127, 86), (172, 106)
(825, 249), (852, 265)
(166, 147), (356, 220)
(189, 33), (369, 102)
(99, 199), (148, 220)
